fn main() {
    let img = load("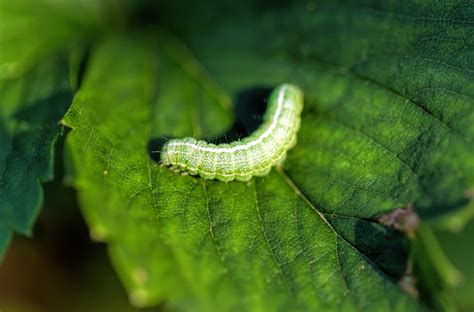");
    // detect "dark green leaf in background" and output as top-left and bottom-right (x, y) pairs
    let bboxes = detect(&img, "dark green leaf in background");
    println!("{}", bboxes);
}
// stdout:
(0, 58), (72, 259)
